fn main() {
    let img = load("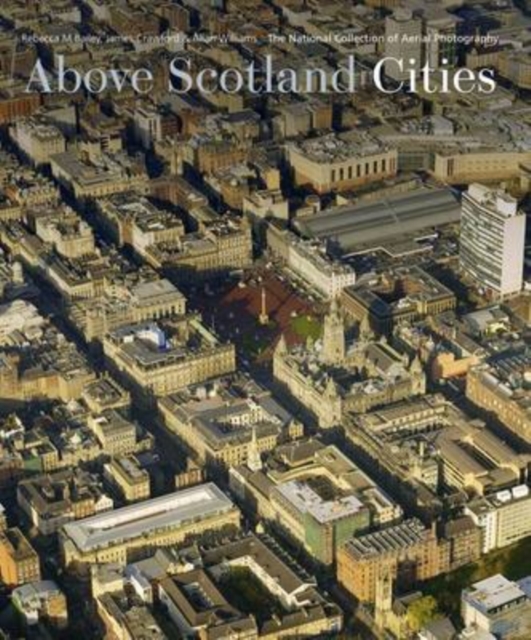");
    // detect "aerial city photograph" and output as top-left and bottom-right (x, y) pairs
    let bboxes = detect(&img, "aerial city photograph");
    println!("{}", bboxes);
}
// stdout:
(0, 0), (530, 638)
